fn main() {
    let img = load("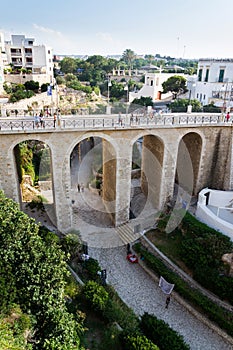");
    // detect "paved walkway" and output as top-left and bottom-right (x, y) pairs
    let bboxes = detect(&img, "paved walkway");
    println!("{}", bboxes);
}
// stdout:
(89, 246), (232, 350)
(24, 189), (233, 349)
